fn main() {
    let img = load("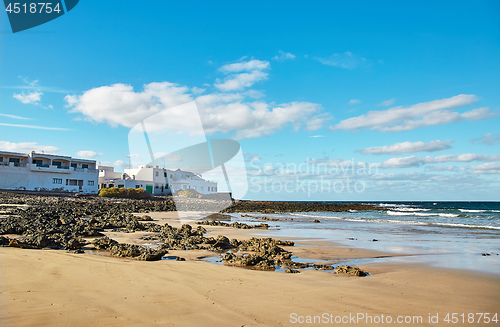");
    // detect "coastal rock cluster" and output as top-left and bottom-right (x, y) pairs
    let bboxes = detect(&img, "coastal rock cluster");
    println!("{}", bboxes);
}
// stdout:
(0, 192), (370, 275)
(196, 220), (270, 229)
(223, 200), (387, 214)
(93, 237), (167, 261)
(221, 237), (294, 271)
(335, 265), (368, 276)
